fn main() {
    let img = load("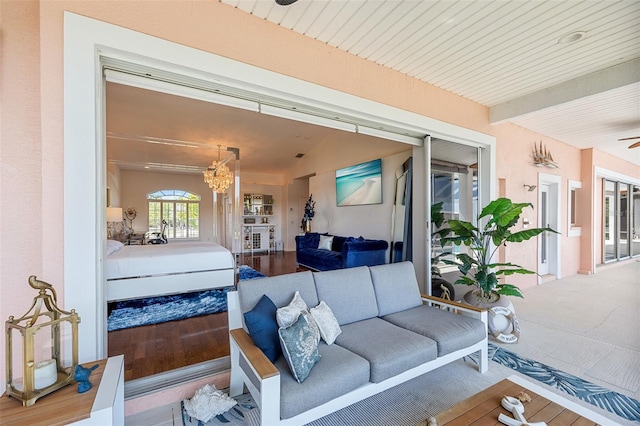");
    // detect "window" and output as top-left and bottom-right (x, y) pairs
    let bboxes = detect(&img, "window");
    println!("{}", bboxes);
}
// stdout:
(147, 190), (201, 240)
(568, 180), (581, 237)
